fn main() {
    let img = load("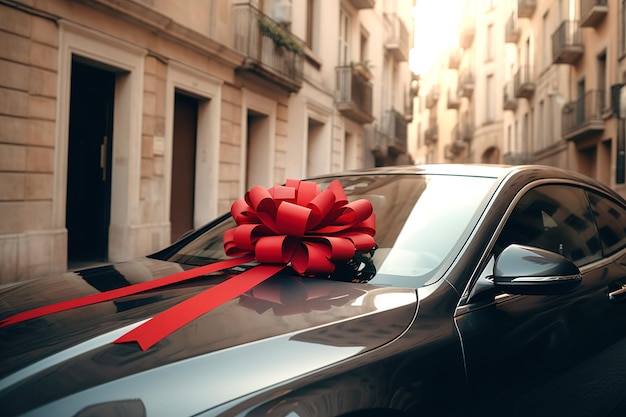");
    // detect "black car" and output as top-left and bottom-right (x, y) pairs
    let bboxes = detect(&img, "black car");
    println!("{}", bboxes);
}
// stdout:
(2, 164), (626, 417)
